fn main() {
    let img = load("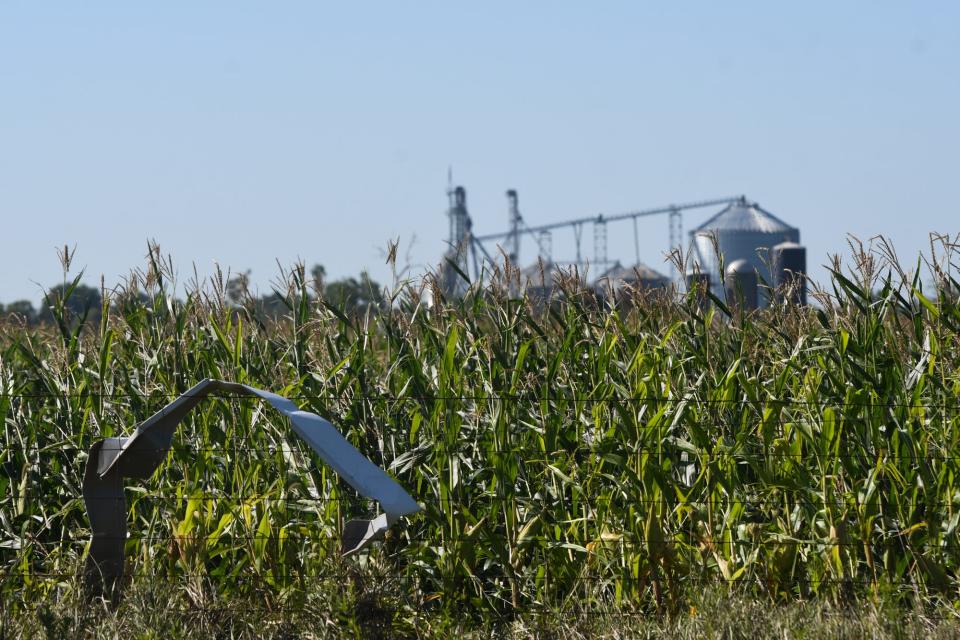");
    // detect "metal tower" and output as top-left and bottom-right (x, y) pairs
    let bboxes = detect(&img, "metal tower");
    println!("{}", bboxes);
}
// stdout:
(593, 216), (608, 269)
(505, 189), (521, 264)
(668, 207), (682, 280)
(473, 196), (741, 281)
